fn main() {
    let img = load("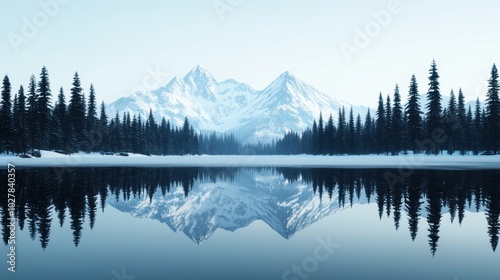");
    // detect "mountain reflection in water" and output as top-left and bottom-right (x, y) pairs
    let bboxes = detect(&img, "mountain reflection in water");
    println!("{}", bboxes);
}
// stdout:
(1, 167), (498, 256)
